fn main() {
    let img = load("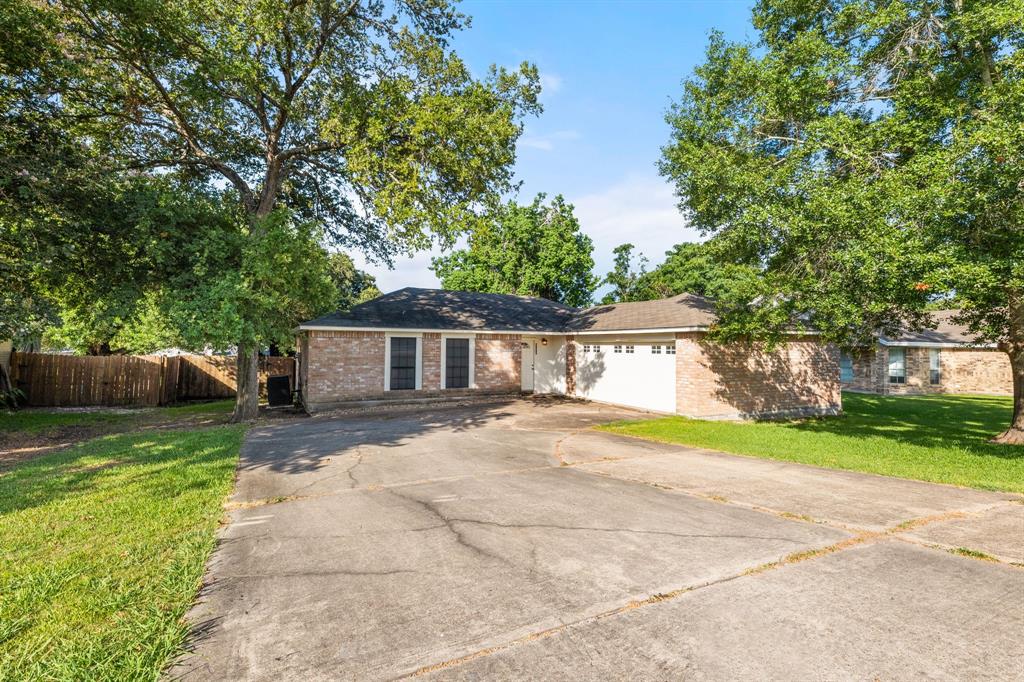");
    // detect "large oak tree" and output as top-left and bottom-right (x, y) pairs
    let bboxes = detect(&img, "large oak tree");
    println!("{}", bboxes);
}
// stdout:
(43, 0), (539, 419)
(661, 0), (1023, 442)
